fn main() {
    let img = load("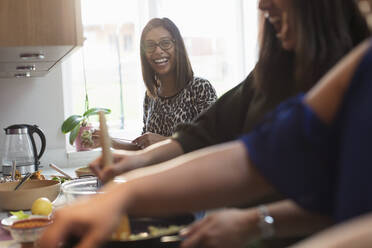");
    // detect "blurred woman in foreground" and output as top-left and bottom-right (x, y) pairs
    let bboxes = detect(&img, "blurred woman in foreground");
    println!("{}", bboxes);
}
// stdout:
(39, 0), (372, 248)
(39, 28), (372, 248)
